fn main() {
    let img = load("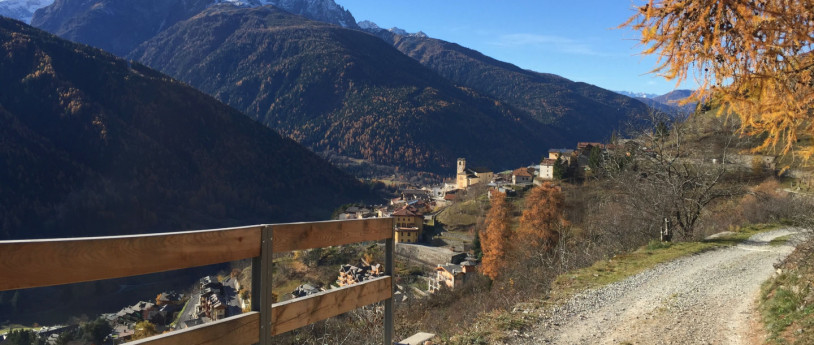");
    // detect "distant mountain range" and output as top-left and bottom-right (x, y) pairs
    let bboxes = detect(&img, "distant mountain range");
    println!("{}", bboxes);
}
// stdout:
(362, 25), (654, 141)
(617, 89), (697, 115)
(0, 17), (374, 240)
(27, 0), (665, 173)
(616, 91), (661, 99)
(0, 0), (52, 23)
